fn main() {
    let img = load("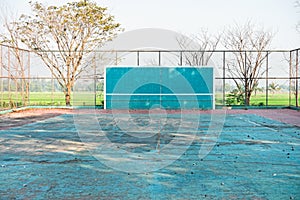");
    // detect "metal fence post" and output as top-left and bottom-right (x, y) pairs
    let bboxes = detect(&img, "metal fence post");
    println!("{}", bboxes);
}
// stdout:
(115, 51), (118, 65)
(94, 55), (97, 107)
(296, 50), (299, 107)
(289, 51), (292, 107)
(266, 52), (269, 107)
(180, 51), (183, 66)
(0, 46), (2, 108)
(27, 51), (30, 106)
(223, 51), (226, 106)
(8, 47), (11, 106)
(158, 51), (161, 66)
(244, 51), (247, 106)
(51, 54), (54, 106)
